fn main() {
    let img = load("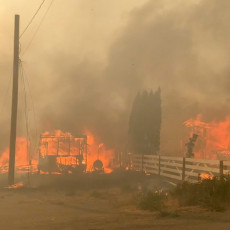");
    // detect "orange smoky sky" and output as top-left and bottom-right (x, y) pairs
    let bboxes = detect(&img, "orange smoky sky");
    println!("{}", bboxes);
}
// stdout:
(0, 0), (230, 157)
